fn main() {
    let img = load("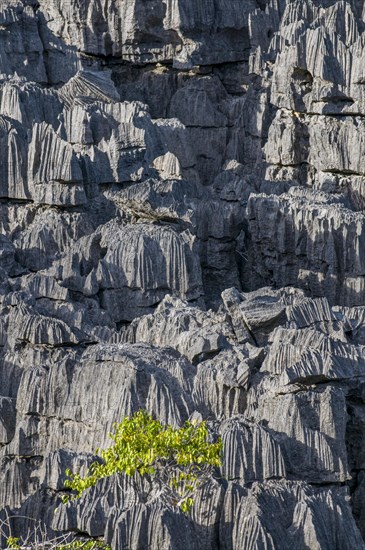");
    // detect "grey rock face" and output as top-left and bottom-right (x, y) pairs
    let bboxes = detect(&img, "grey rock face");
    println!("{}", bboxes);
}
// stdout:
(1, 0), (365, 548)
(247, 188), (365, 304)
(10, 343), (195, 458)
(222, 481), (364, 550)
(124, 294), (233, 362)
